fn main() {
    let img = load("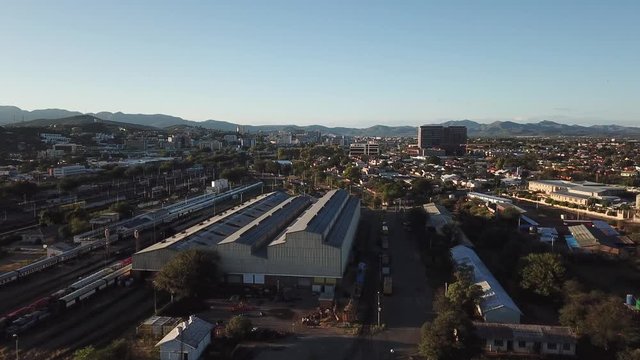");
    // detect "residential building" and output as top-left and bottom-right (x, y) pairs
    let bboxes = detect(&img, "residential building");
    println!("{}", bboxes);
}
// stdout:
(156, 316), (213, 360)
(40, 133), (70, 144)
(349, 143), (380, 157)
(475, 322), (577, 357)
(50, 165), (90, 178)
